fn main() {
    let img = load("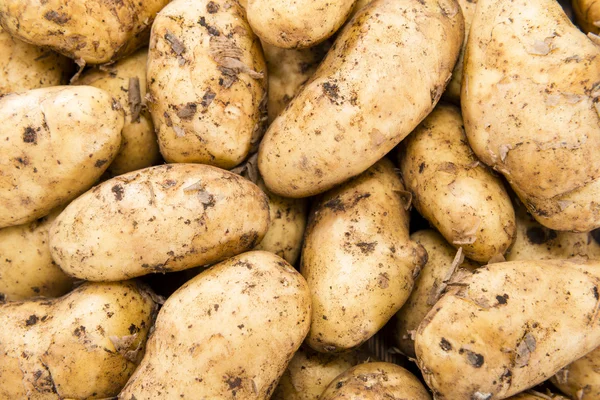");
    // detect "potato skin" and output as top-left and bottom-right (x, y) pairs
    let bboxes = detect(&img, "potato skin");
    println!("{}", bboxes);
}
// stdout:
(415, 260), (600, 399)
(50, 164), (270, 281)
(462, 0), (600, 231)
(258, 0), (463, 198)
(0, 208), (73, 302)
(552, 347), (600, 399)
(0, 86), (123, 228)
(119, 251), (311, 400)
(301, 159), (427, 353)
(572, 0), (600, 34)
(319, 362), (432, 400)
(148, 0), (267, 169)
(0, 281), (157, 399)
(508, 392), (568, 400)
(400, 104), (516, 262)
